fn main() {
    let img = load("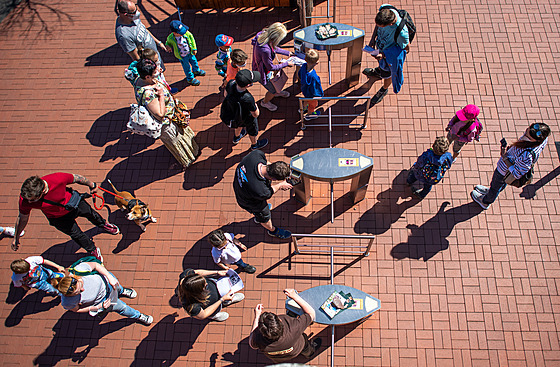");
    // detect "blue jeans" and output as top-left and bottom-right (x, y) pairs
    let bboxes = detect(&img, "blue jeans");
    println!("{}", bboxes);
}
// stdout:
(105, 284), (141, 319)
(233, 259), (248, 268)
(483, 169), (507, 204)
(179, 54), (201, 81)
(407, 170), (432, 198)
(32, 267), (63, 296)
